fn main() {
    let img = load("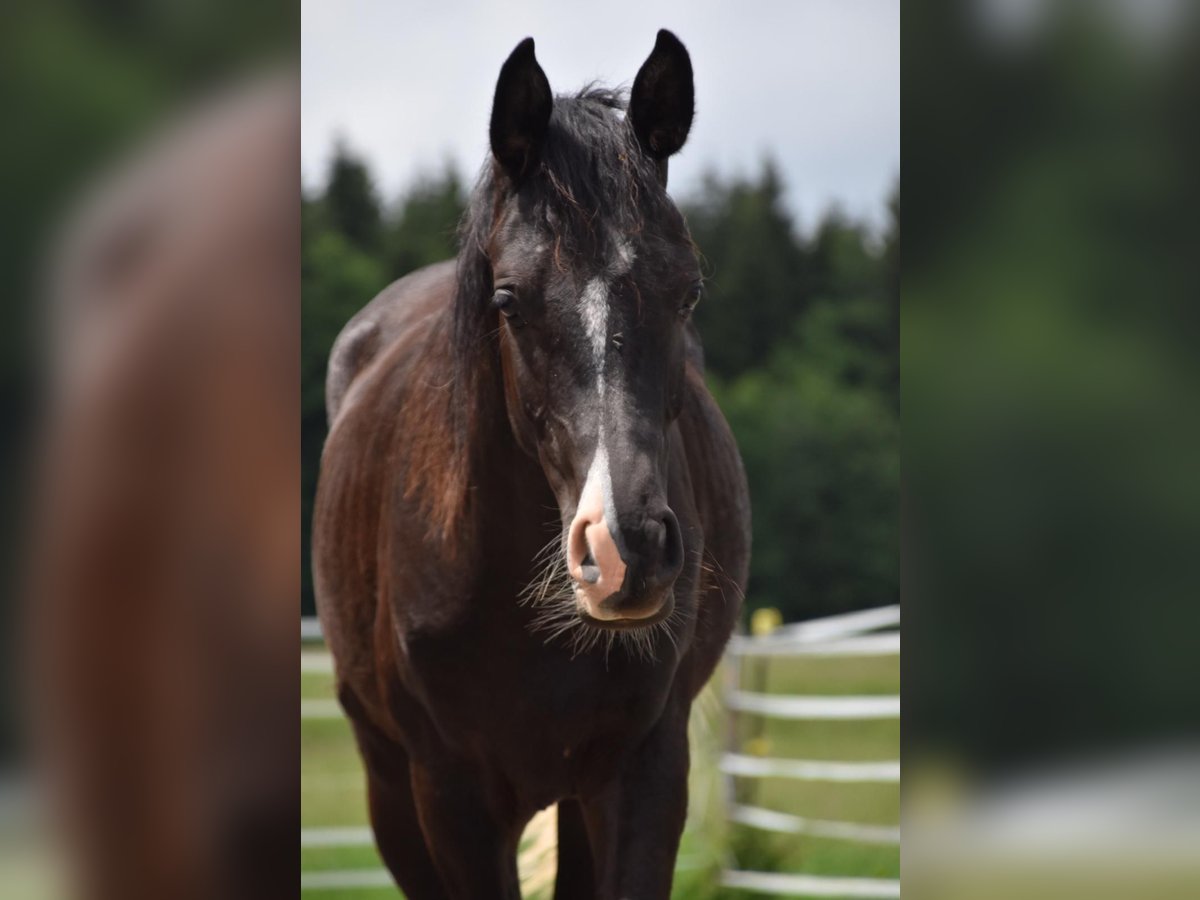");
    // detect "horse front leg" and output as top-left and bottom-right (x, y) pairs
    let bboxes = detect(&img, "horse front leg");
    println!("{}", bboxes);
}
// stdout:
(408, 758), (524, 900)
(581, 702), (690, 900)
